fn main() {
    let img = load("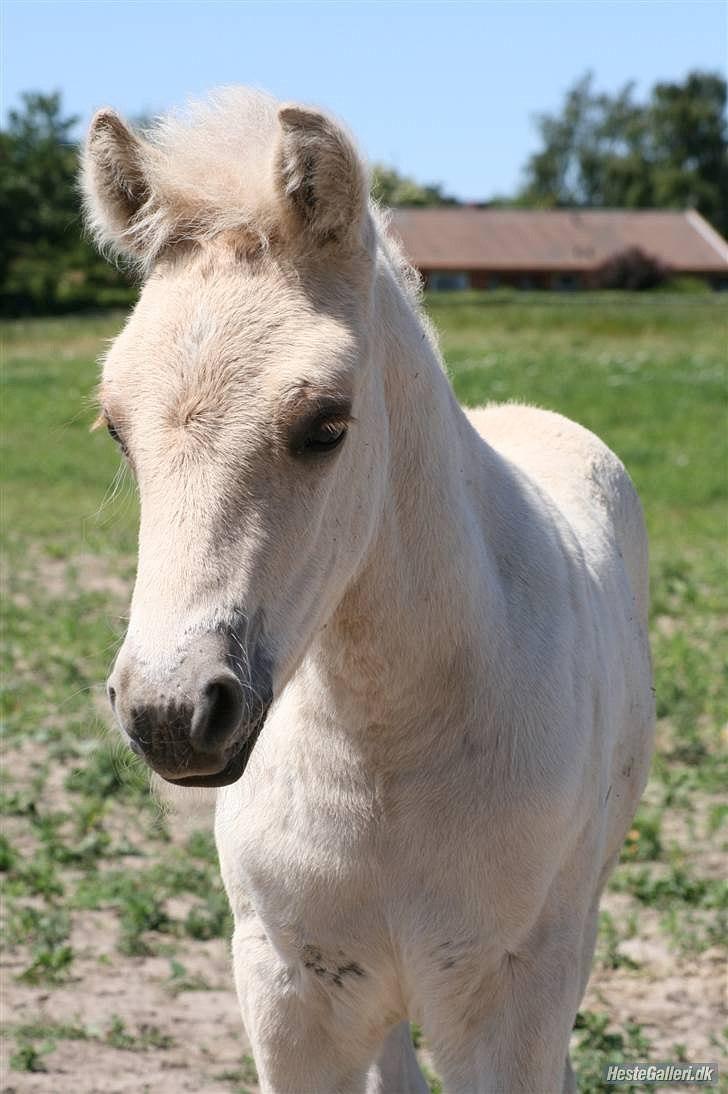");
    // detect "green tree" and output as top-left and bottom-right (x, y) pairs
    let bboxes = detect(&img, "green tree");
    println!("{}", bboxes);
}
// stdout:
(0, 91), (135, 316)
(649, 72), (728, 231)
(371, 164), (458, 207)
(520, 71), (727, 234)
